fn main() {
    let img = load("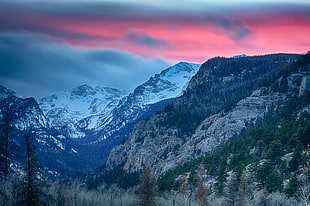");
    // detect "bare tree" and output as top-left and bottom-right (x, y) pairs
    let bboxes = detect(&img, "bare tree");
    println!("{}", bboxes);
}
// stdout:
(136, 165), (158, 206)
(223, 172), (240, 206)
(196, 181), (208, 206)
(298, 146), (310, 206)
(195, 165), (208, 206)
